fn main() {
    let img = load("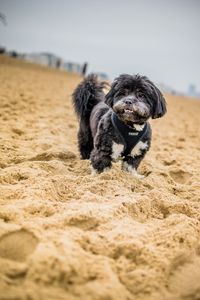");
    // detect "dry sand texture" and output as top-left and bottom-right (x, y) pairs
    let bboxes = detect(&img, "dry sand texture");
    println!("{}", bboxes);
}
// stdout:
(0, 56), (200, 300)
